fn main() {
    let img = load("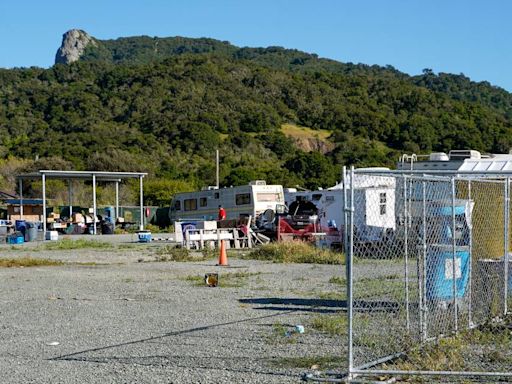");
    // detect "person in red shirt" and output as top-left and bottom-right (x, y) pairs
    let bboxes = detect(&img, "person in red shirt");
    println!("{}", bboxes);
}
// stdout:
(218, 205), (226, 220)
